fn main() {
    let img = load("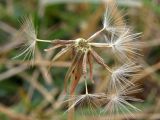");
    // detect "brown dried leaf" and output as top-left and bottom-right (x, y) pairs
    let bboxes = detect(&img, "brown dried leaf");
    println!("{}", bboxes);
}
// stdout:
(52, 40), (74, 46)
(88, 52), (94, 83)
(90, 49), (111, 71)
(52, 45), (73, 62)
(64, 51), (83, 92)
(70, 57), (83, 94)
(82, 52), (88, 78)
